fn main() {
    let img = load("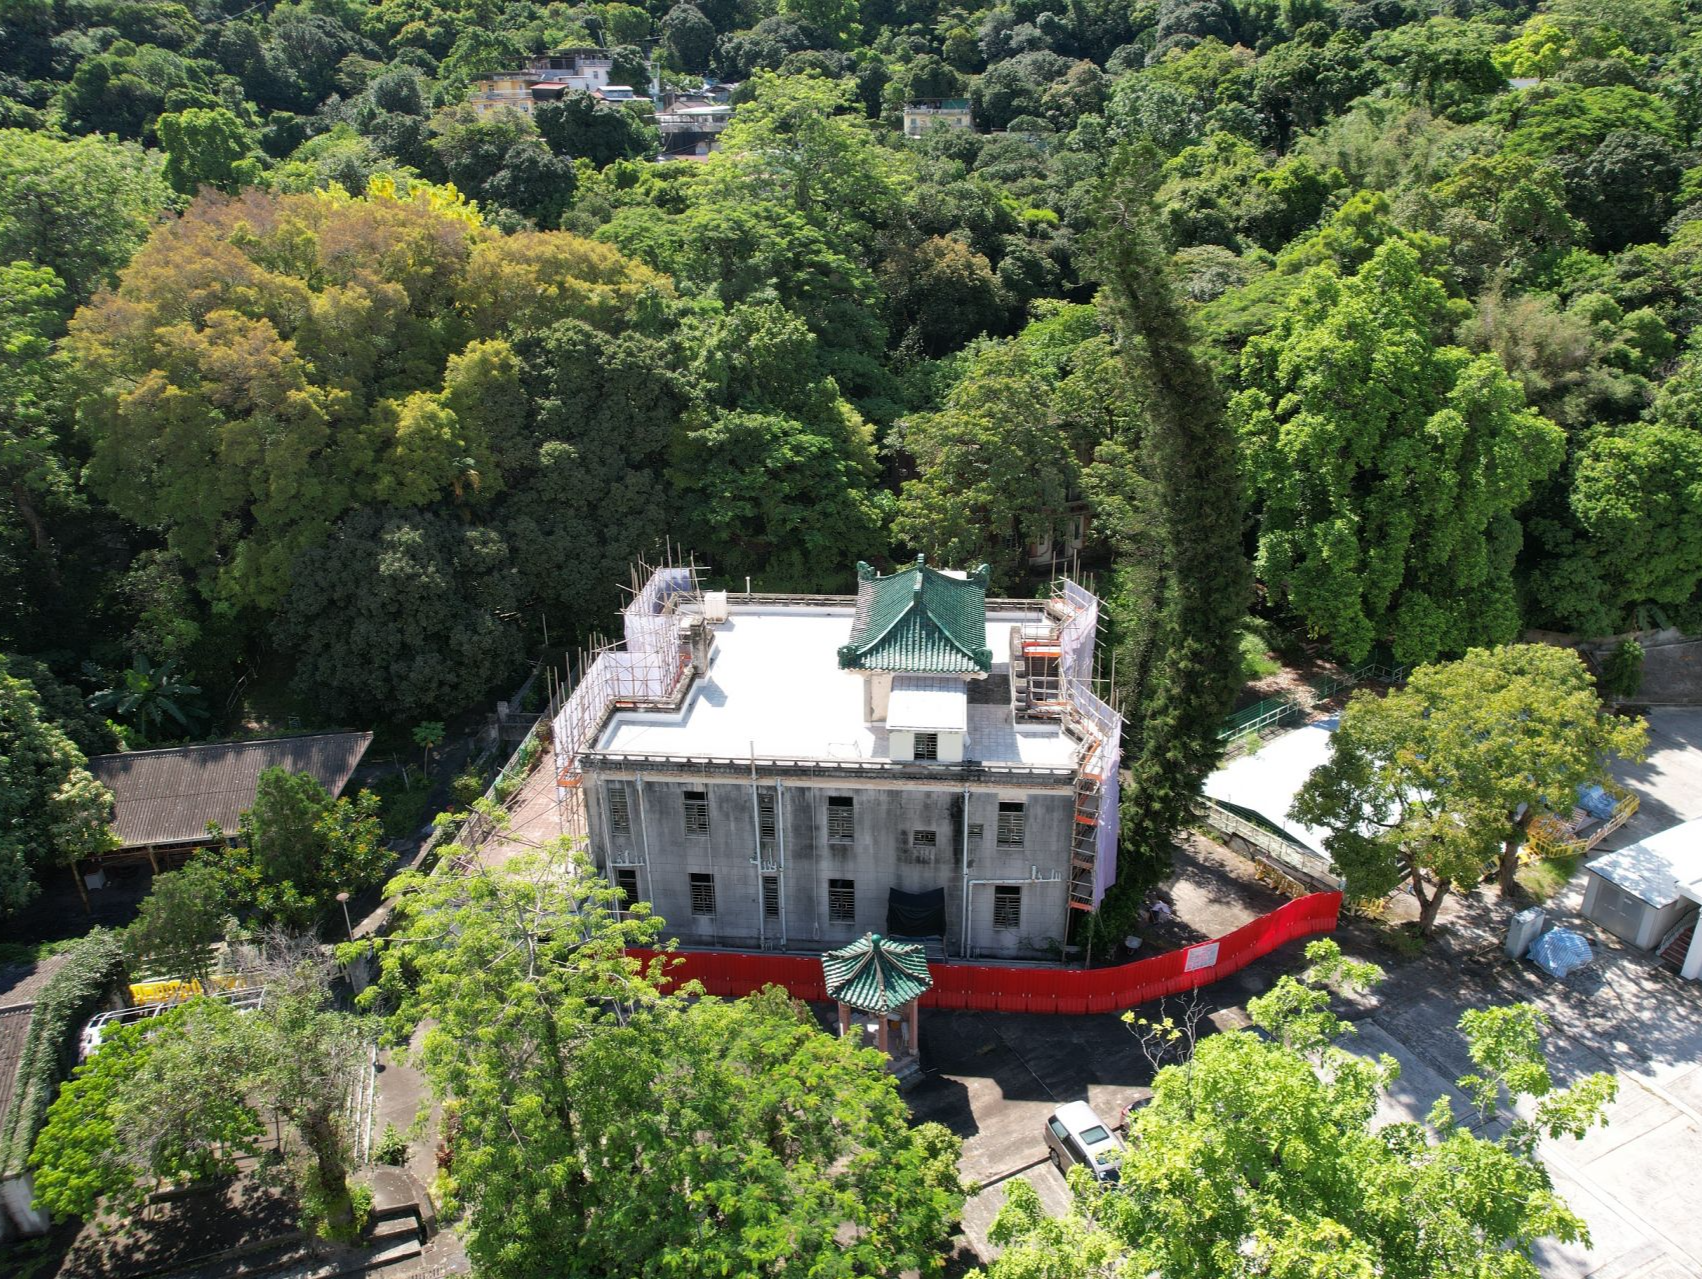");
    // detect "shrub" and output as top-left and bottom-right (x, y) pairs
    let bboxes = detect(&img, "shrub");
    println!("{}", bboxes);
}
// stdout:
(1600, 639), (1644, 699)
(0, 931), (125, 1177)
(374, 1122), (409, 1166)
